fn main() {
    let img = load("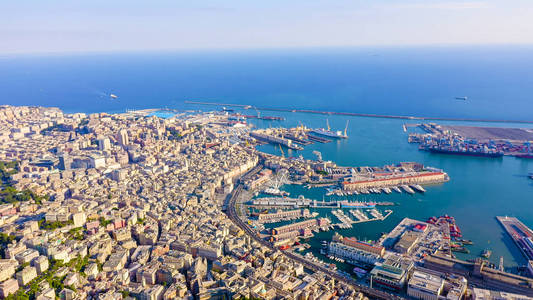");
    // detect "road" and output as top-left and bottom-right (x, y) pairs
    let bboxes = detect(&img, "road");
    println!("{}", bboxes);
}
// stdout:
(226, 166), (404, 300)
